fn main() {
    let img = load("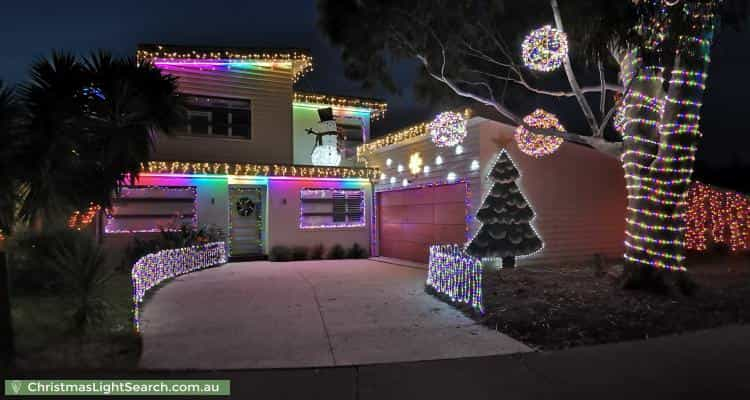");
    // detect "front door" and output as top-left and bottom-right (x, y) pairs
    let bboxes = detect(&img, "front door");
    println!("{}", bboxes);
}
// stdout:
(228, 185), (265, 256)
